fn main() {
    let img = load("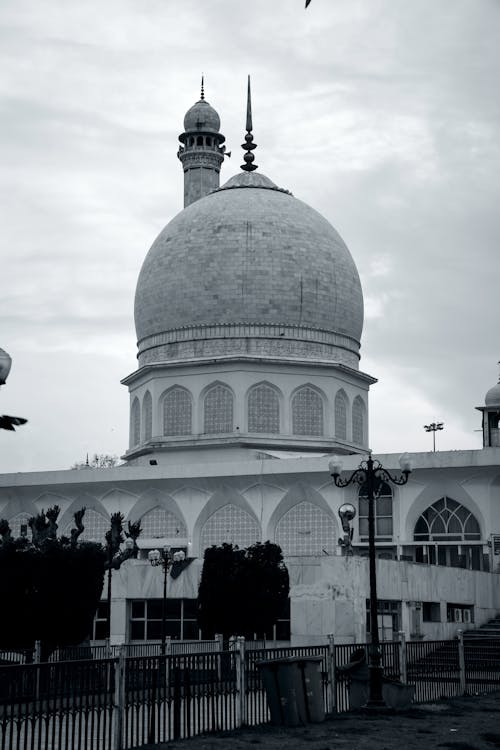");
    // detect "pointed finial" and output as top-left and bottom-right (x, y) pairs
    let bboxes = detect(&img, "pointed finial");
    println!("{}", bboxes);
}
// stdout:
(85, 453), (89, 467)
(241, 75), (258, 172)
(200, 75), (205, 101)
